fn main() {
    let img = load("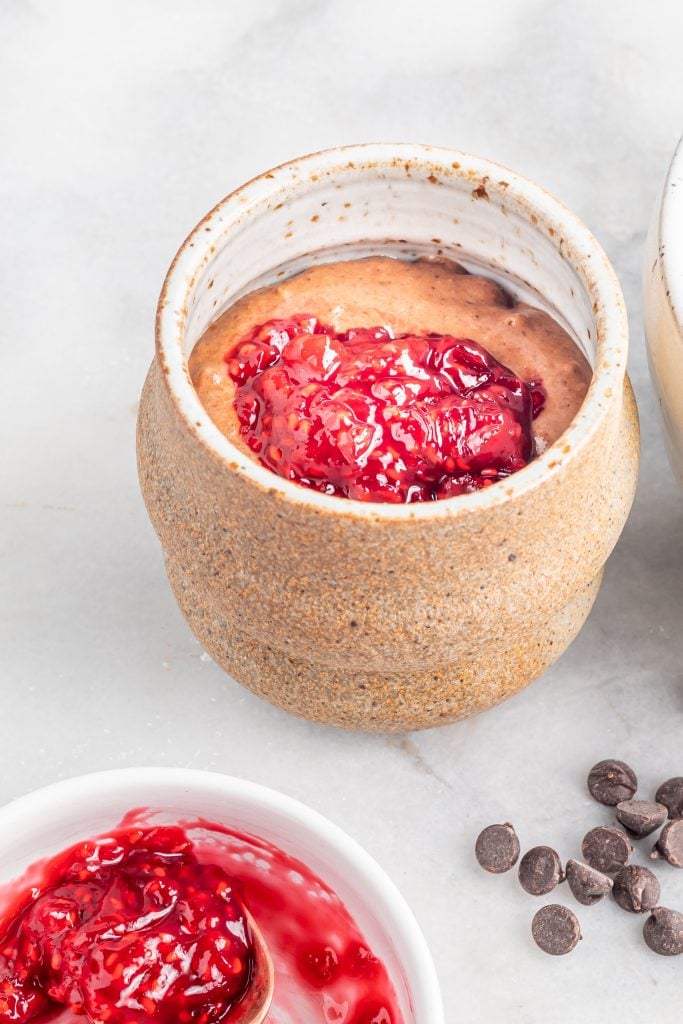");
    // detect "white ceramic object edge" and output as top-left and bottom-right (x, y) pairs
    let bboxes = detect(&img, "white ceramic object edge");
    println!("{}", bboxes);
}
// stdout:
(644, 133), (683, 485)
(0, 768), (443, 1024)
